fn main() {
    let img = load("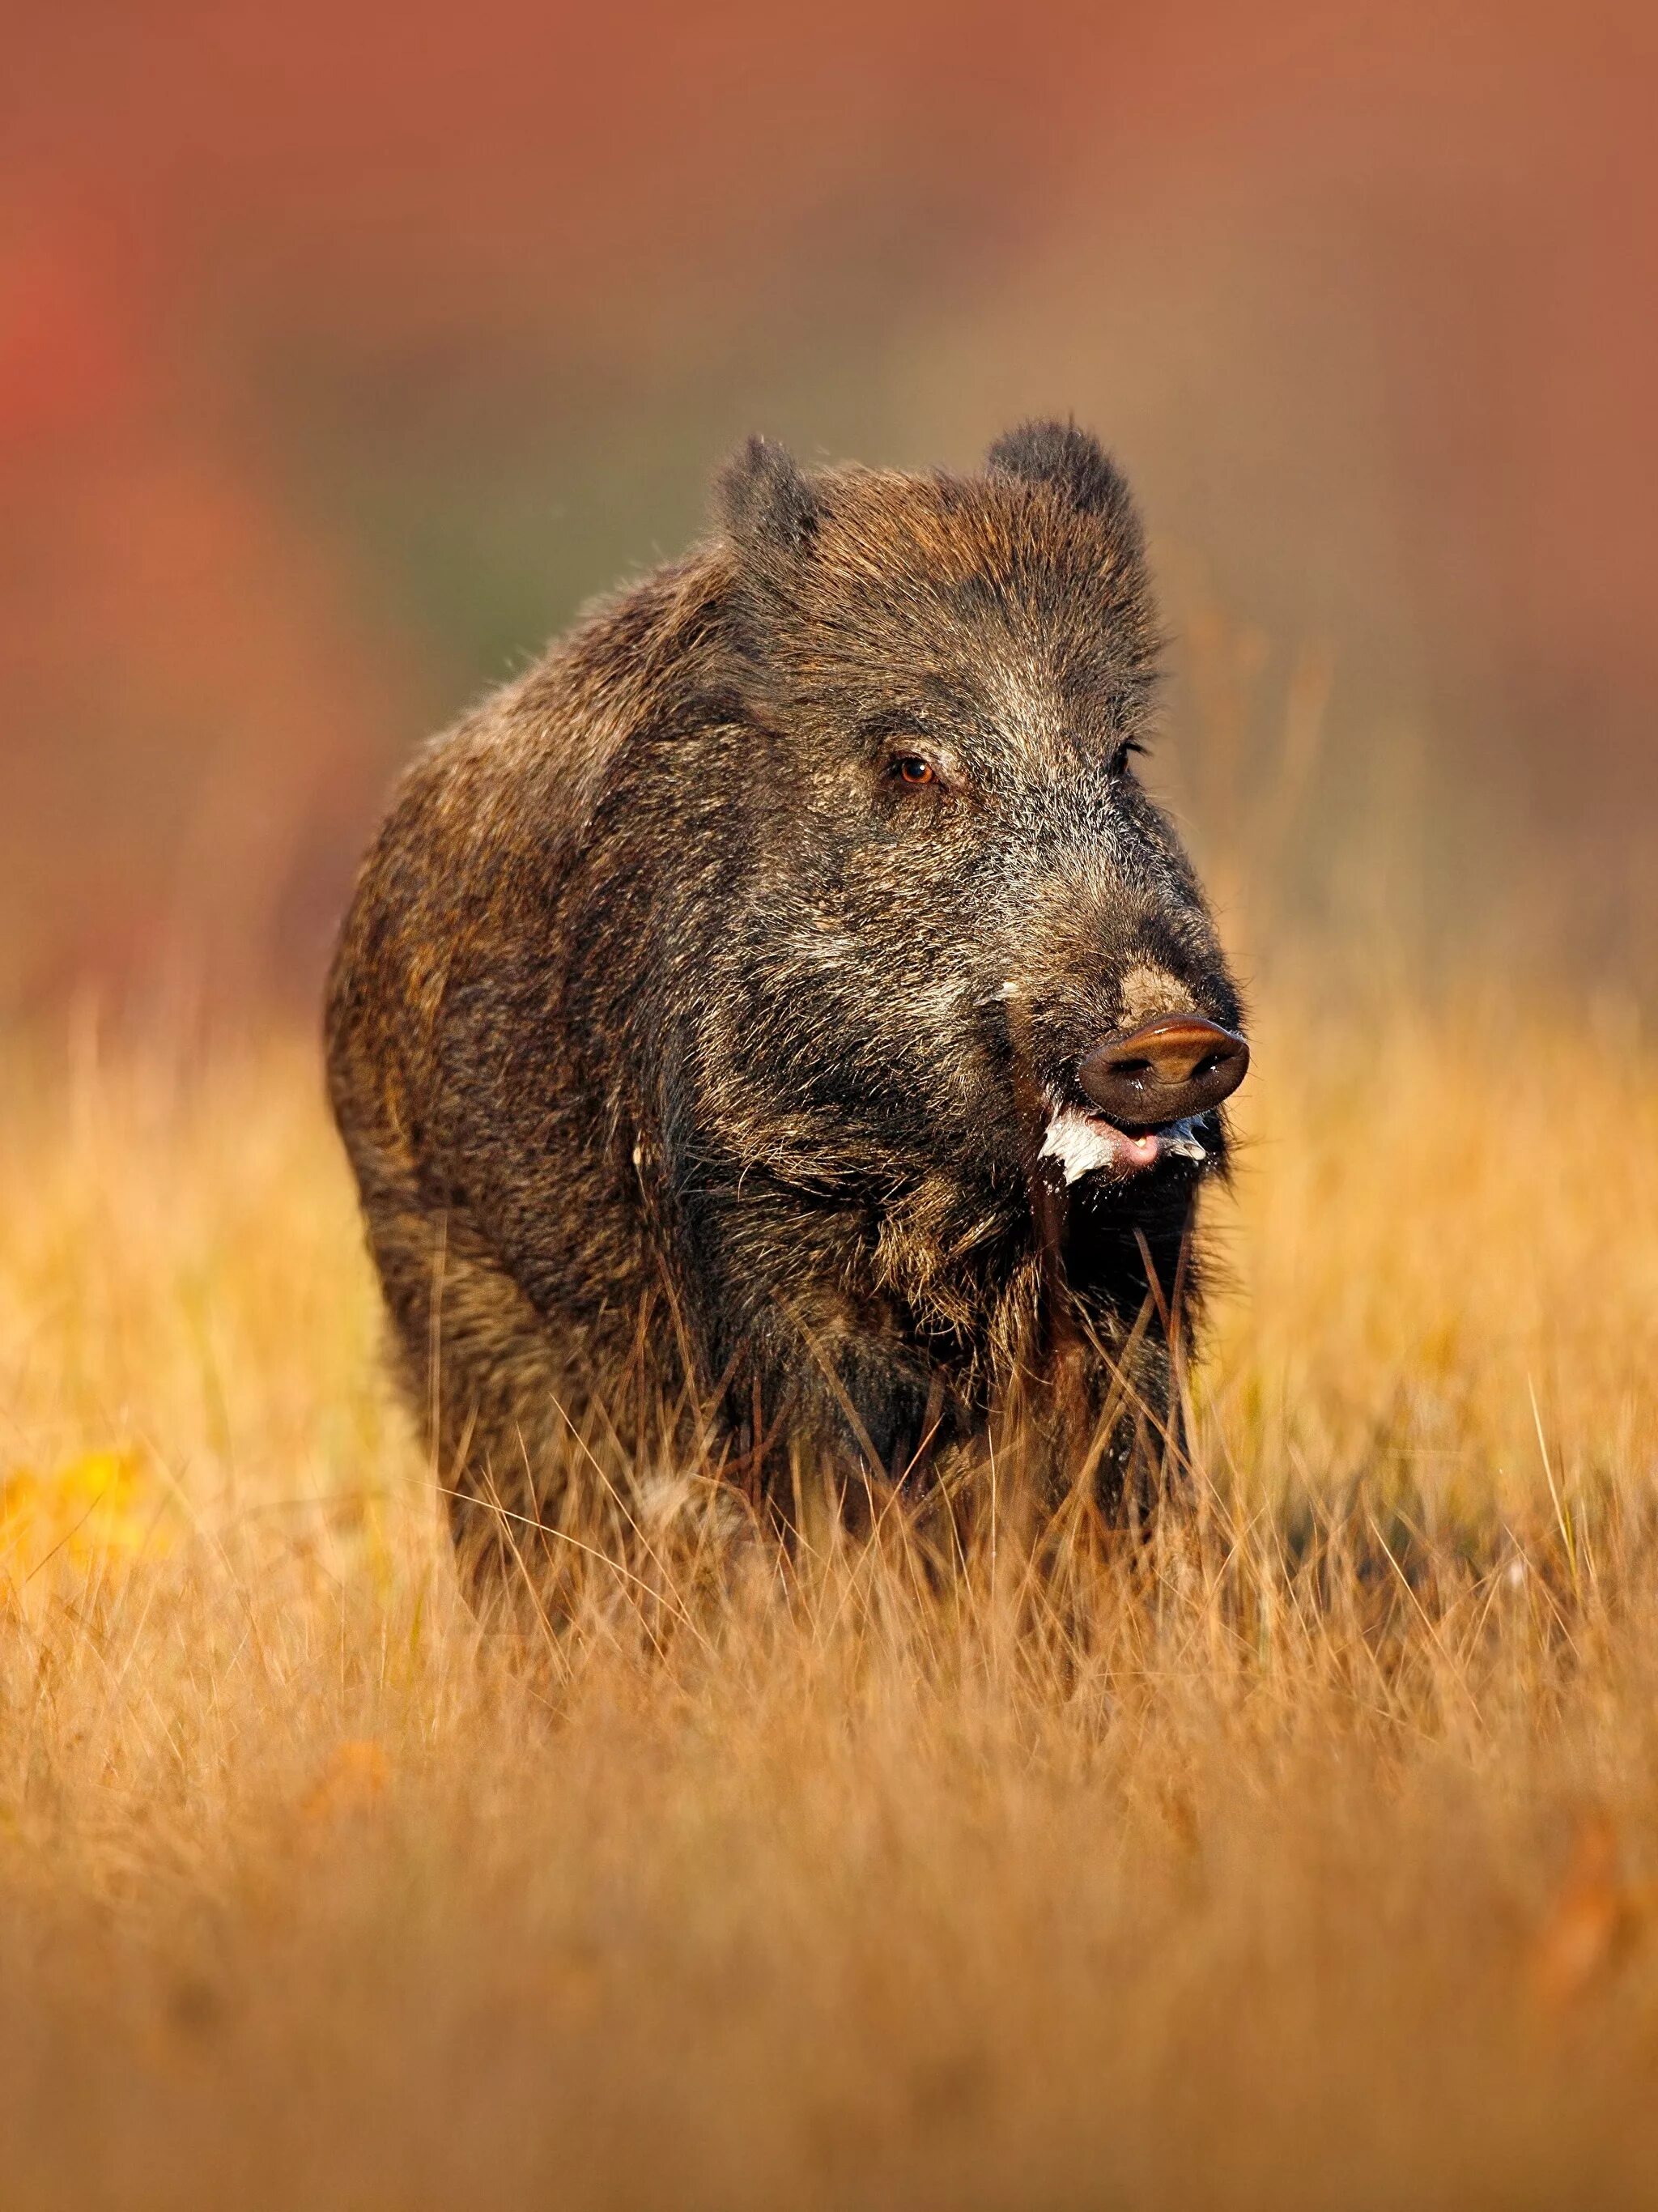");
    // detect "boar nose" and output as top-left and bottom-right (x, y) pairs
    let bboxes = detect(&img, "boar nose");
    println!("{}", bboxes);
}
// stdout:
(1078, 1015), (1249, 1129)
